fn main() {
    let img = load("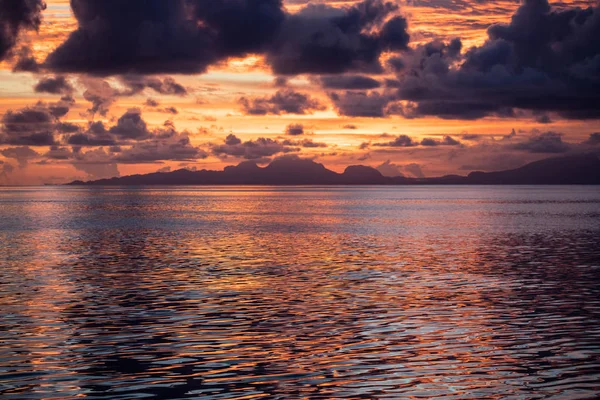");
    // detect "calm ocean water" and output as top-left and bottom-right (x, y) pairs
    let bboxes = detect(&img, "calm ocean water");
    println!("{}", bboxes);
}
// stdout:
(1, 186), (599, 399)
